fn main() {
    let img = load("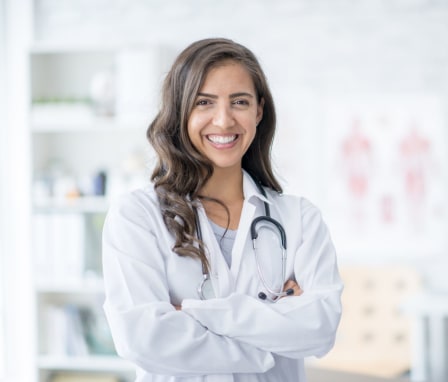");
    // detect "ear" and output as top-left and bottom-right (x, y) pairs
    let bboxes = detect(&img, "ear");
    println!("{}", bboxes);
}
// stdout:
(257, 98), (265, 124)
